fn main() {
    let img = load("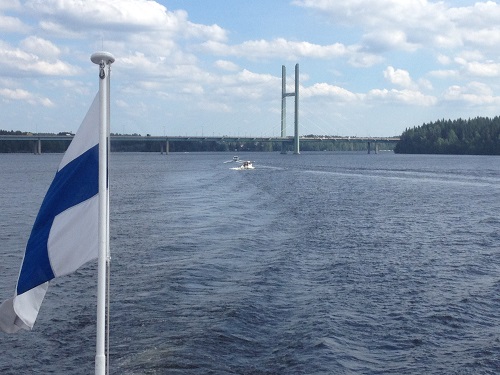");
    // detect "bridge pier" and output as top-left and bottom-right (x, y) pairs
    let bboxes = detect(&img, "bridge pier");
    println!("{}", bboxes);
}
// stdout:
(293, 63), (299, 155)
(34, 139), (41, 154)
(367, 141), (379, 154)
(281, 63), (300, 155)
(281, 141), (287, 154)
(160, 140), (169, 155)
(281, 66), (287, 154)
